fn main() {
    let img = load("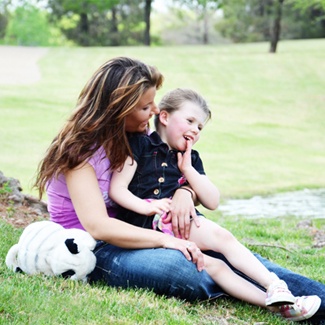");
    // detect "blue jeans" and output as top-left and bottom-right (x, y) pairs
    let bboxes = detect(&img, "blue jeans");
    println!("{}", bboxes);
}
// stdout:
(90, 242), (325, 321)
